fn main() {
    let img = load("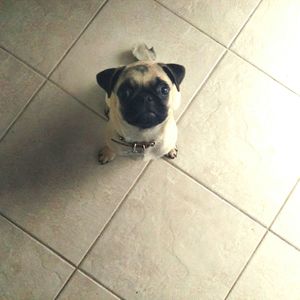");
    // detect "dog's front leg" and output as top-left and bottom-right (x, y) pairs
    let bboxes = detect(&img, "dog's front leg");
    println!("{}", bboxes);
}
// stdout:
(98, 145), (116, 164)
